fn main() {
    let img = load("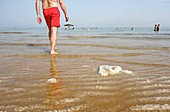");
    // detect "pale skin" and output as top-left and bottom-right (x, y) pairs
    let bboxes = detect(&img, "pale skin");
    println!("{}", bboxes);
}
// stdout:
(35, 0), (69, 54)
